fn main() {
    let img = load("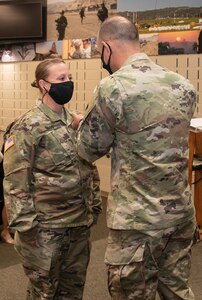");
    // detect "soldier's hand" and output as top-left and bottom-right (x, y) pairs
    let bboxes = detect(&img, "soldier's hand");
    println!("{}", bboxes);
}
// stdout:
(71, 112), (84, 130)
